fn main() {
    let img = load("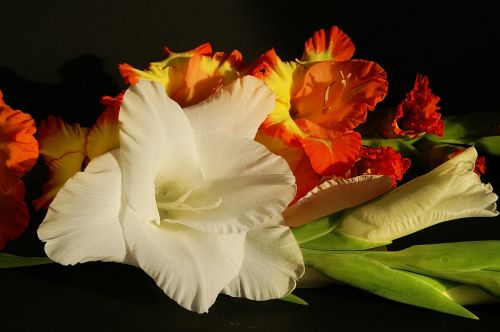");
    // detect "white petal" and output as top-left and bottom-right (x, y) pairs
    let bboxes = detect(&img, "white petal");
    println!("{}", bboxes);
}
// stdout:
(165, 131), (296, 233)
(121, 206), (245, 313)
(184, 76), (274, 139)
(339, 147), (499, 242)
(37, 151), (126, 265)
(222, 223), (305, 300)
(119, 80), (203, 223)
(283, 175), (393, 227)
